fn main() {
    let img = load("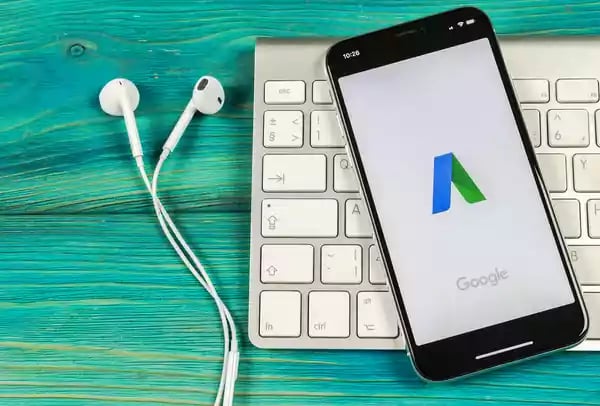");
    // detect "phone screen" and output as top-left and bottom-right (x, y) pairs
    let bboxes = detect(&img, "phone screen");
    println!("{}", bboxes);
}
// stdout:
(338, 37), (574, 346)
